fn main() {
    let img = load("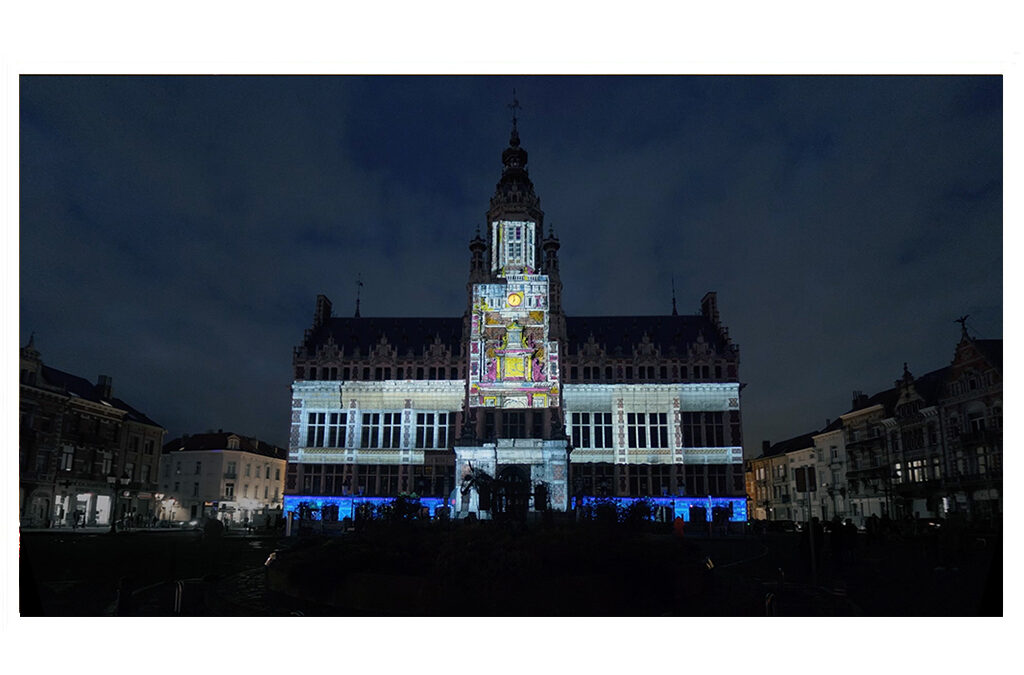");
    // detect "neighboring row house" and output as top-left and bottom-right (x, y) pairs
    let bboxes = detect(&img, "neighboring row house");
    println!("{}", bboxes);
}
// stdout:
(159, 431), (287, 525)
(285, 118), (747, 522)
(19, 337), (166, 528)
(746, 328), (1002, 527)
